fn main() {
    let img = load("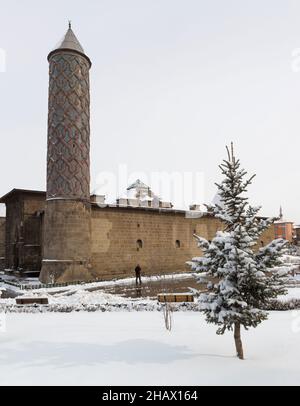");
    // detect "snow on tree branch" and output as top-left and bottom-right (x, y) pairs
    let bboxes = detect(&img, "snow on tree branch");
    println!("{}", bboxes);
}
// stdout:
(188, 143), (288, 359)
